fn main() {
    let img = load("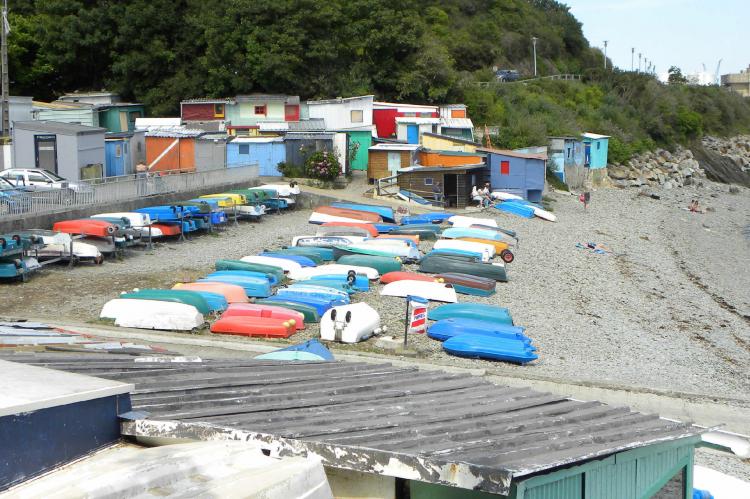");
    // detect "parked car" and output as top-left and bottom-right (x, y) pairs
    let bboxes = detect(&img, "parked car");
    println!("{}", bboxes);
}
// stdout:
(0, 168), (90, 192)
(0, 176), (32, 215)
(495, 69), (520, 82)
